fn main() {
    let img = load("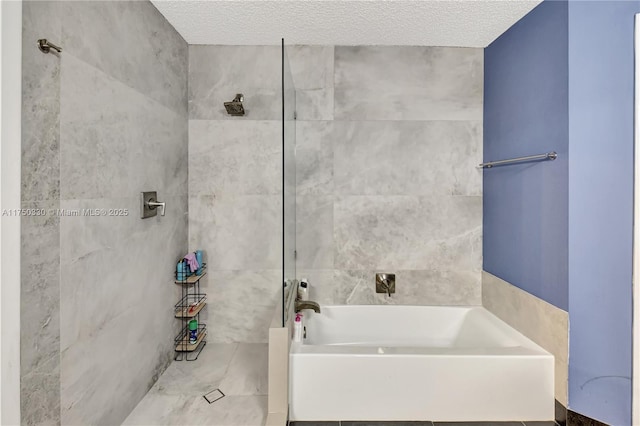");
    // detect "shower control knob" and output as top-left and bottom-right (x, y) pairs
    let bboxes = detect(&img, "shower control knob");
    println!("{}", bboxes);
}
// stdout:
(147, 199), (165, 216)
